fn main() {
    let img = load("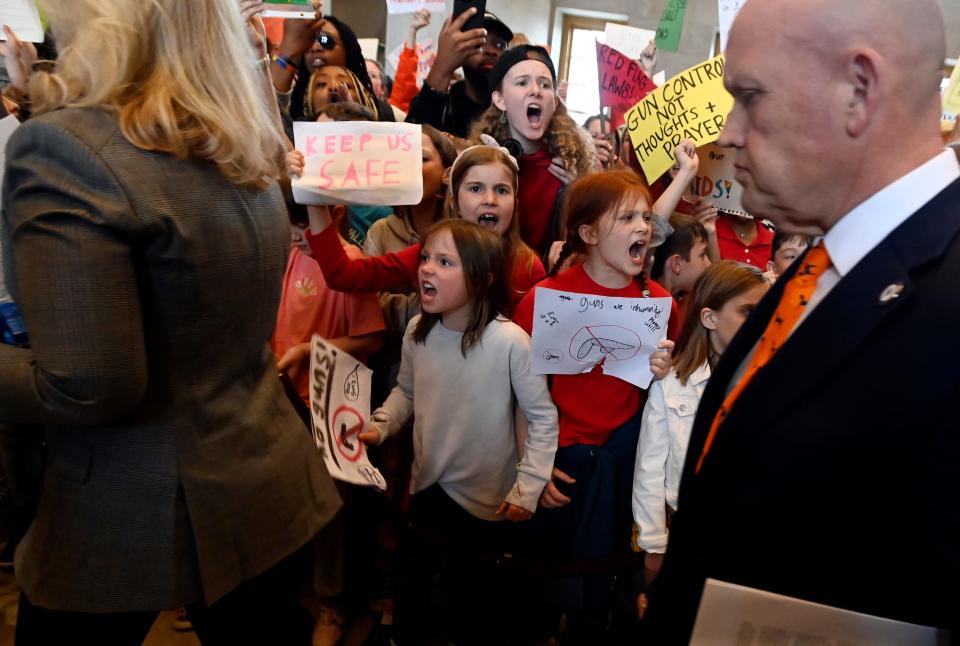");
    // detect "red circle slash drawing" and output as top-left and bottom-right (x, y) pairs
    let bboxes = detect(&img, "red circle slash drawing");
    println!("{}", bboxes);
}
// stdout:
(569, 325), (641, 363)
(332, 405), (365, 462)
